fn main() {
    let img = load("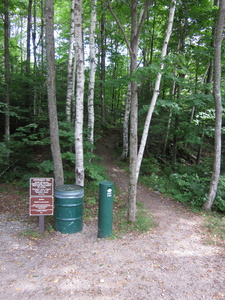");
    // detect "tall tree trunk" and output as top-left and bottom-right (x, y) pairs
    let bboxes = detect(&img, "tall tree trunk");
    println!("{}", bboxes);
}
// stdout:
(162, 109), (172, 155)
(120, 83), (131, 161)
(100, 7), (106, 124)
(172, 115), (179, 165)
(32, 0), (37, 70)
(128, 0), (151, 222)
(32, 0), (37, 119)
(197, 2), (216, 164)
(203, 0), (225, 211)
(87, 0), (97, 147)
(66, 0), (76, 122)
(129, 21), (138, 221)
(162, 82), (175, 155)
(45, 0), (64, 186)
(26, 0), (32, 75)
(136, 0), (176, 180)
(39, 0), (45, 116)
(74, 0), (85, 186)
(107, 0), (150, 222)
(25, 0), (32, 115)
(4, 0), (10, 150)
